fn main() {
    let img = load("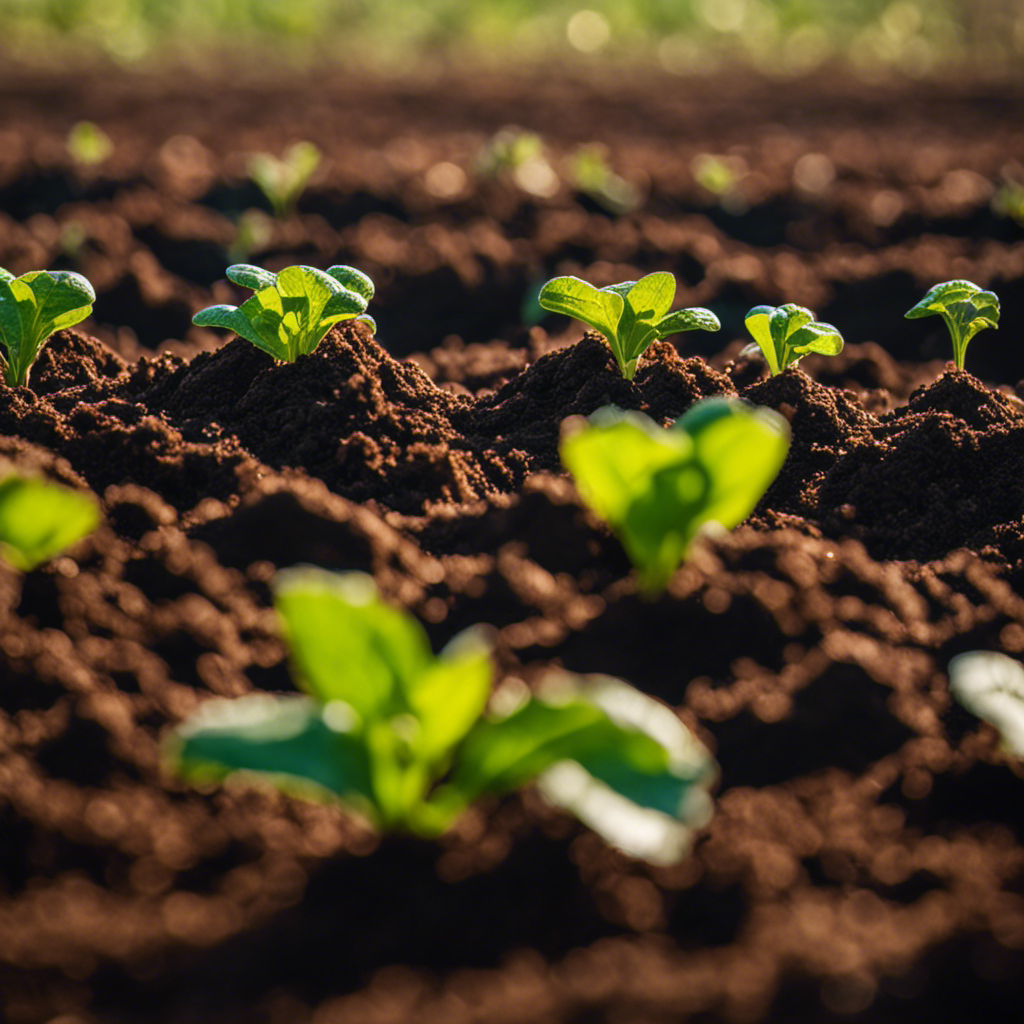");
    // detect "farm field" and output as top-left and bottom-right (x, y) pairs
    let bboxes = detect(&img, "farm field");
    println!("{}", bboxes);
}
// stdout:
(2, 66), (1024, 1023)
